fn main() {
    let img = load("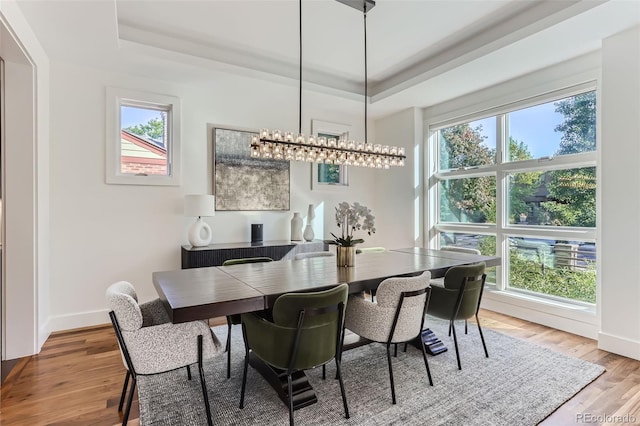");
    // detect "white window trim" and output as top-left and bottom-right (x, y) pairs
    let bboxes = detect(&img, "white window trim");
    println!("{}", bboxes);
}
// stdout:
(105, 87), (181, 186)
(428, 87), (597, 301)
(310, 119), (351, 191)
